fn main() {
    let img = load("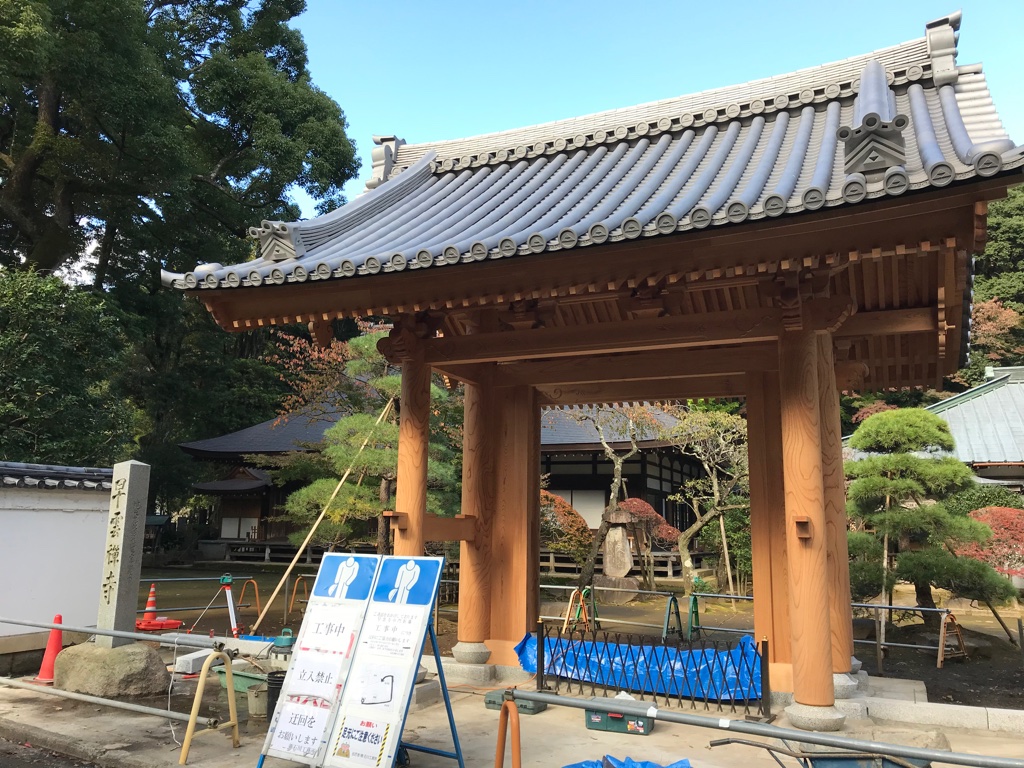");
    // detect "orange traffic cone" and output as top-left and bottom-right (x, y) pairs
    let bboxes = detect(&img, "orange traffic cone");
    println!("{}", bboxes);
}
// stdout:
(34, 614), (62, 685)
(141, 583), (158, 621)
